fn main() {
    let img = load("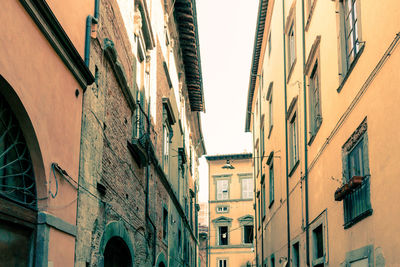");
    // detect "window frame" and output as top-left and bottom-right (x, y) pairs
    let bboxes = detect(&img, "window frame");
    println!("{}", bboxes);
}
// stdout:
(218, 225), (229, 246)
(288, 107), (300, 176)
(269, 160), (275, 207)
(217, 258), (228, 267)
(285, 2), (297, 82)
(341, 118), (372, 228)
(213, 175), (232, 201)
(162, 205), (168, 243)
(266, 82), (274, 138)
(336, 0), (364, 92)
(310, 210), (329, 266)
